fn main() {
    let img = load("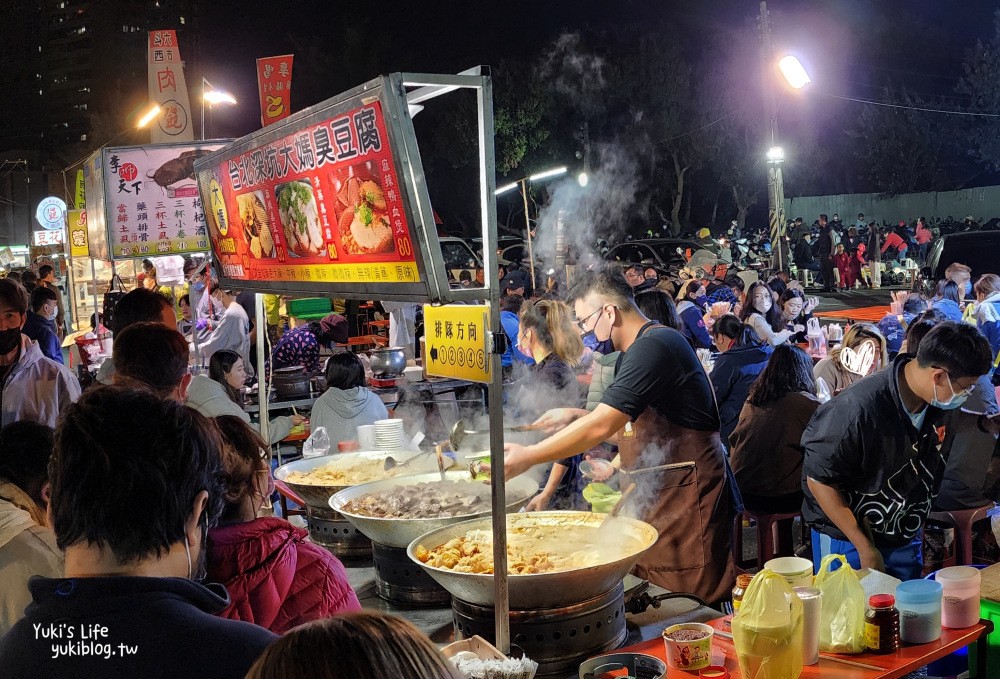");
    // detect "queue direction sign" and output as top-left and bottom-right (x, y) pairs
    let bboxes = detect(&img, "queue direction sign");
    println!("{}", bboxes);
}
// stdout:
(423, 304), (491, 383)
